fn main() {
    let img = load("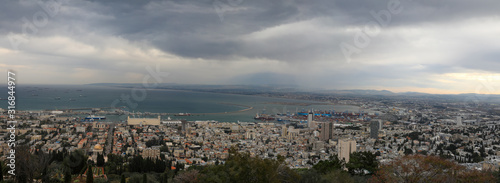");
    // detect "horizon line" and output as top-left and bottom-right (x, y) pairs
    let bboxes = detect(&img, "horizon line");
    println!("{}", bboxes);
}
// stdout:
(2, 83), (499, 96)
